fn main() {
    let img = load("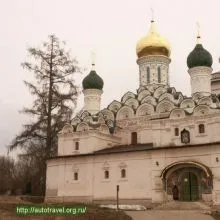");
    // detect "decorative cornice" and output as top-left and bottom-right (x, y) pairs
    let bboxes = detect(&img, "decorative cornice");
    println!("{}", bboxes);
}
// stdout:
(47, 141), (220, 161)
(137, 55), (171, 65)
